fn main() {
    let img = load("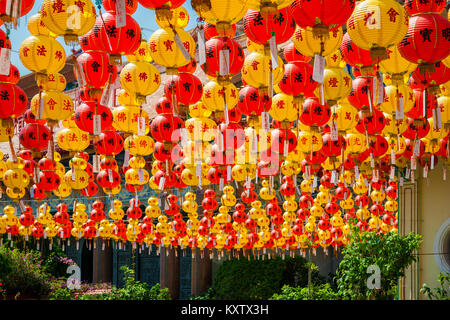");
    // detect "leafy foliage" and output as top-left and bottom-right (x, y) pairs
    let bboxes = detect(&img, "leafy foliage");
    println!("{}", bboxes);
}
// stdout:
(0, 246), (53, 297)
(421, 272), (450, 300)
(335, 230), (422, 300)
(207, 255), (324, 300)
(270, 283), (341, 300)
(49, 266), (171, 300)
